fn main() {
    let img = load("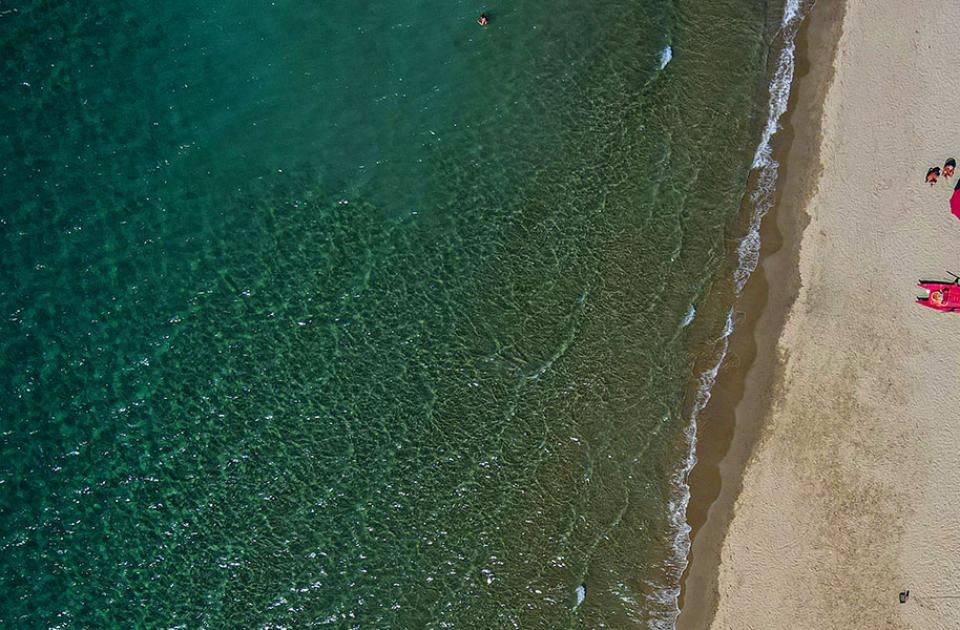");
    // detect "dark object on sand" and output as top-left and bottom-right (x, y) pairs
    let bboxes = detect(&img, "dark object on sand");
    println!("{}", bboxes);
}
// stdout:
(926, 166), (941, 184)
(944, 158), (956, 178)
(899, 590), (910, 604)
